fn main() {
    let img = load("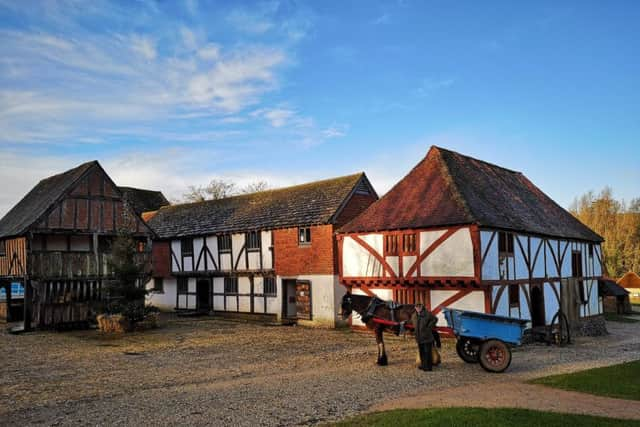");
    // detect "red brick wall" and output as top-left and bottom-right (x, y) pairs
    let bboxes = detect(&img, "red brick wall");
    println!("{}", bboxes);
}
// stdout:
(334, 194), (377, 229)
(274, 225), (336, 276)
(152, 241), (172, 278)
